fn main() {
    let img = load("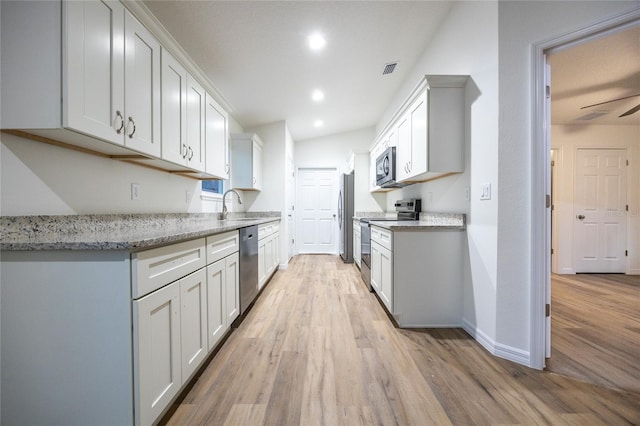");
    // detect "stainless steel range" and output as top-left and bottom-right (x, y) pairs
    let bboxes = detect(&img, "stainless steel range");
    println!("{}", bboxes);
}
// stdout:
(360, 199), (421, 291)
